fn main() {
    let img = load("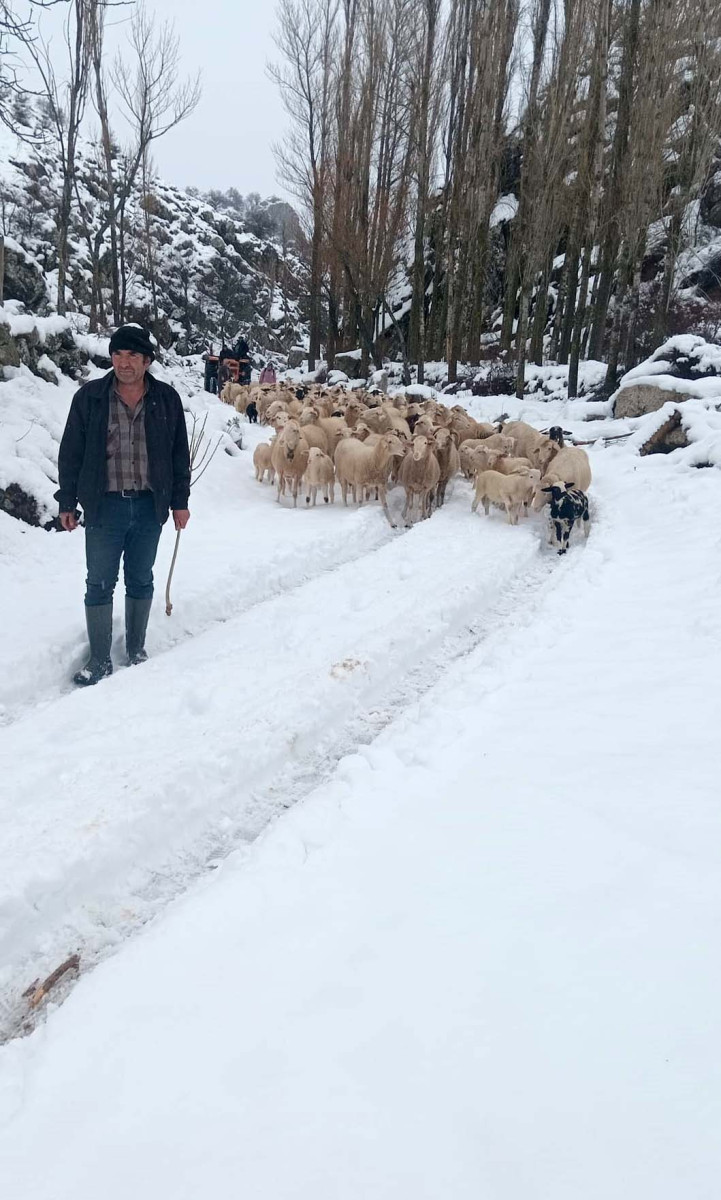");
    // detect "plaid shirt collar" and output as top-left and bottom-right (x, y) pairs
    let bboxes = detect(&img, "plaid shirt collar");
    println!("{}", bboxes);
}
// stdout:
(112, 377), (148, 409)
